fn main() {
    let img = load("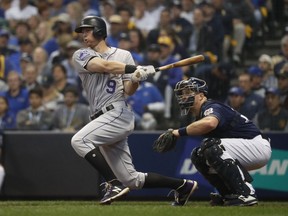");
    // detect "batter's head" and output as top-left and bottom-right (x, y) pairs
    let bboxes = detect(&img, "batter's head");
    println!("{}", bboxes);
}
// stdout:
(174, 77), (208, 115)
(75, 16), (107, 39)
